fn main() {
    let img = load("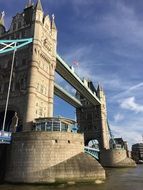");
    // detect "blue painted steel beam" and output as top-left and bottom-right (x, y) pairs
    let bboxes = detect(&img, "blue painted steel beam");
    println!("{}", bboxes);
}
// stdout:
(54, 83), (83, 108)
(56, 54), (101, 106)
(84, 146), (99, 160)
(0, 38), (33, 54)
